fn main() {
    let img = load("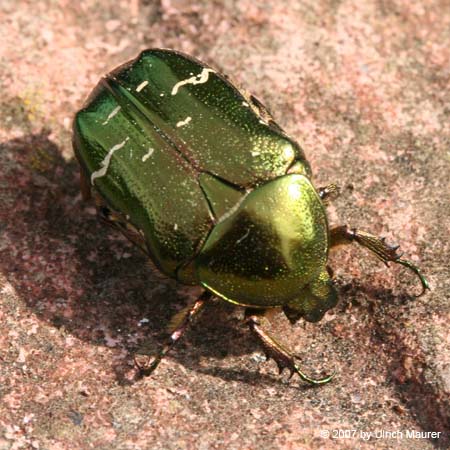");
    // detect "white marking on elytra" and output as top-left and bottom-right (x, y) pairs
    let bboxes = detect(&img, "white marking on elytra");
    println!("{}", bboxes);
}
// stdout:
(171, 68), (215, 95)
(236, 228), (251, 245)
(102, 105), (121, 125)
(142, 147), (154, 162)
(176, 116), (192, 128)
(136, 80), (149, 92)
(217, 193), (248, 224)
(91, 137), (130, 184)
